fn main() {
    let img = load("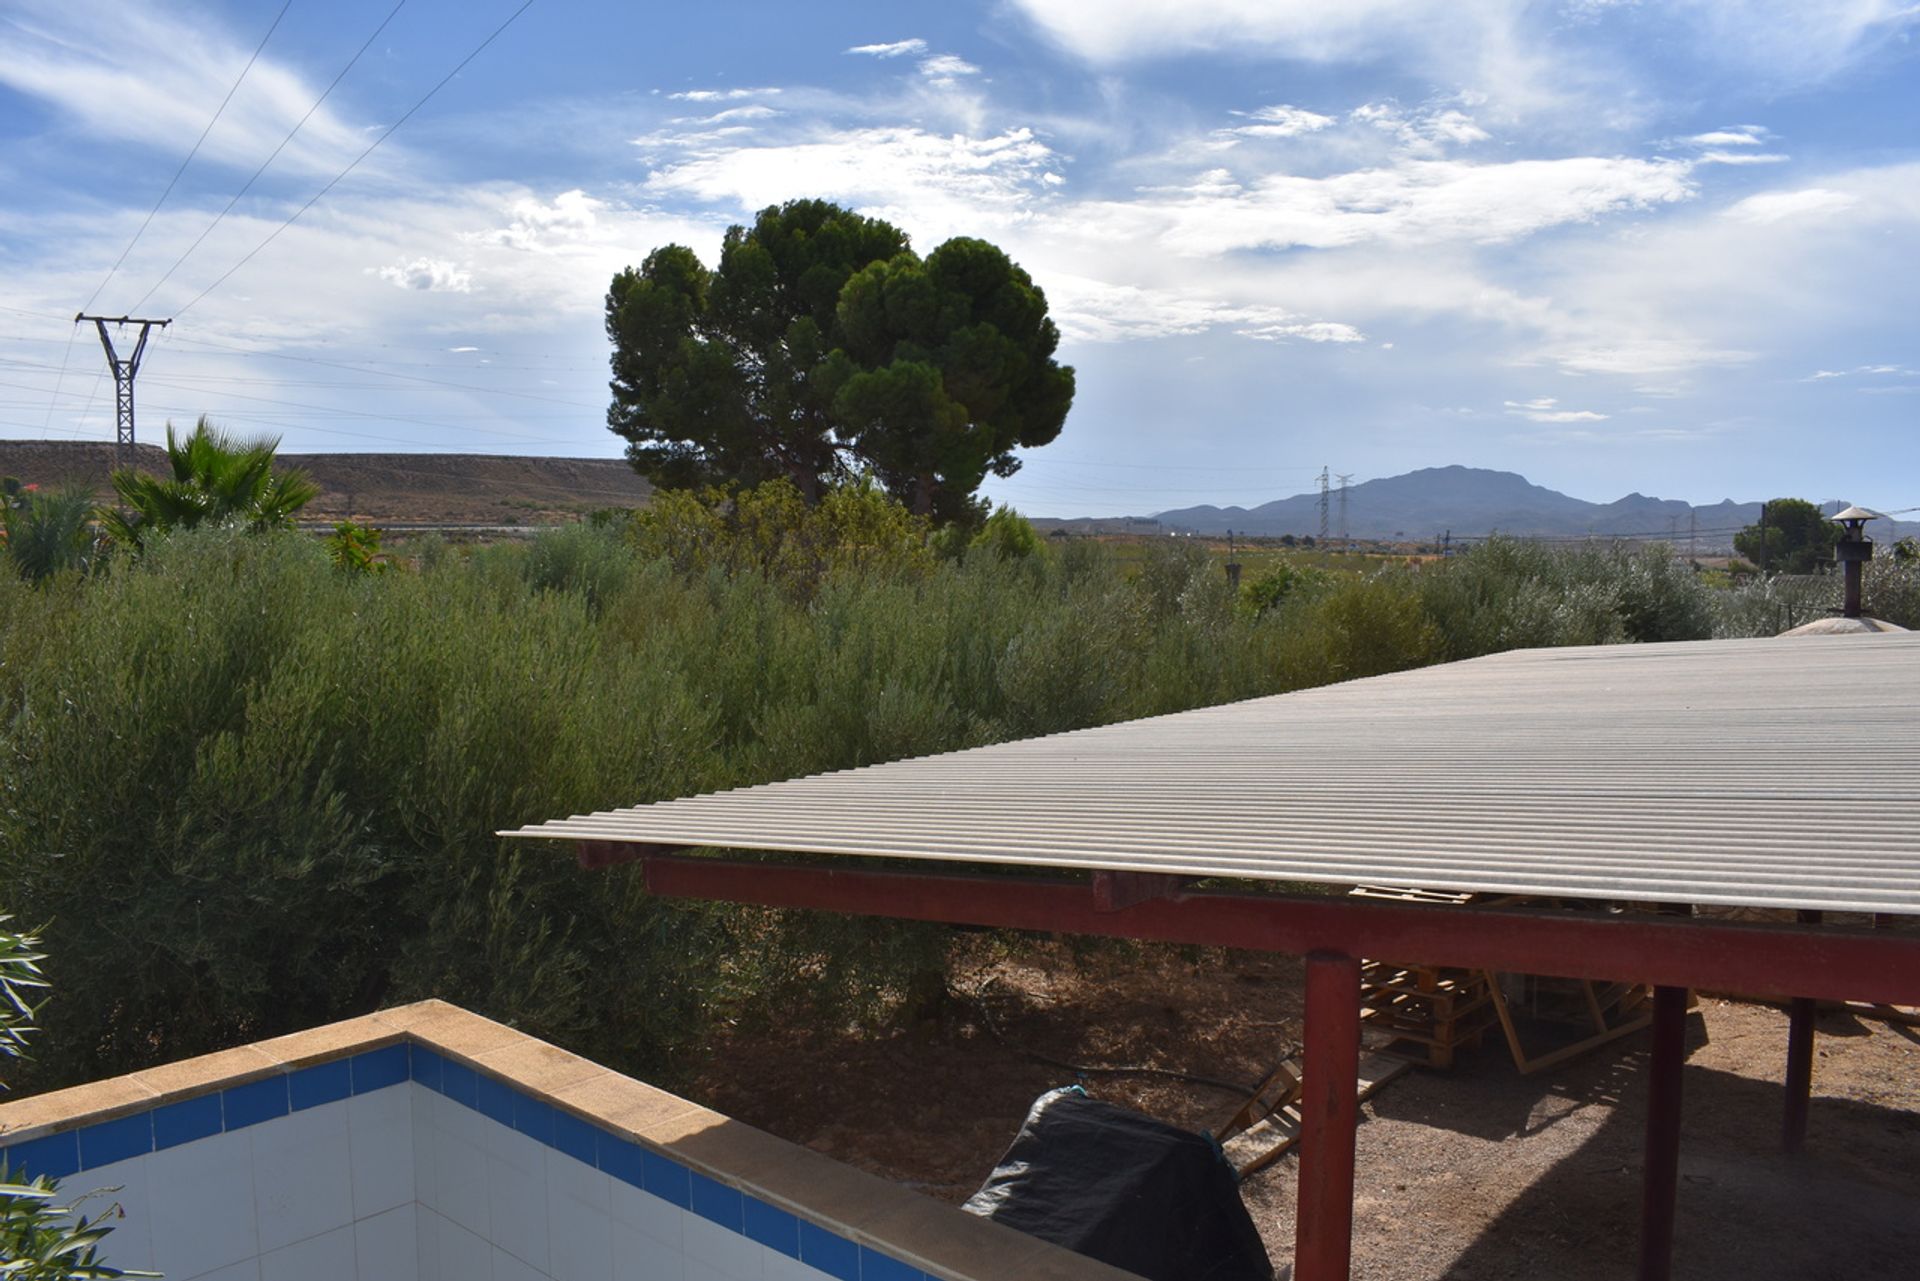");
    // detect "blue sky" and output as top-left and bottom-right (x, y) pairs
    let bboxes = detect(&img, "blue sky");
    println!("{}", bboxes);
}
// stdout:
(2, 0), (1917, 517)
